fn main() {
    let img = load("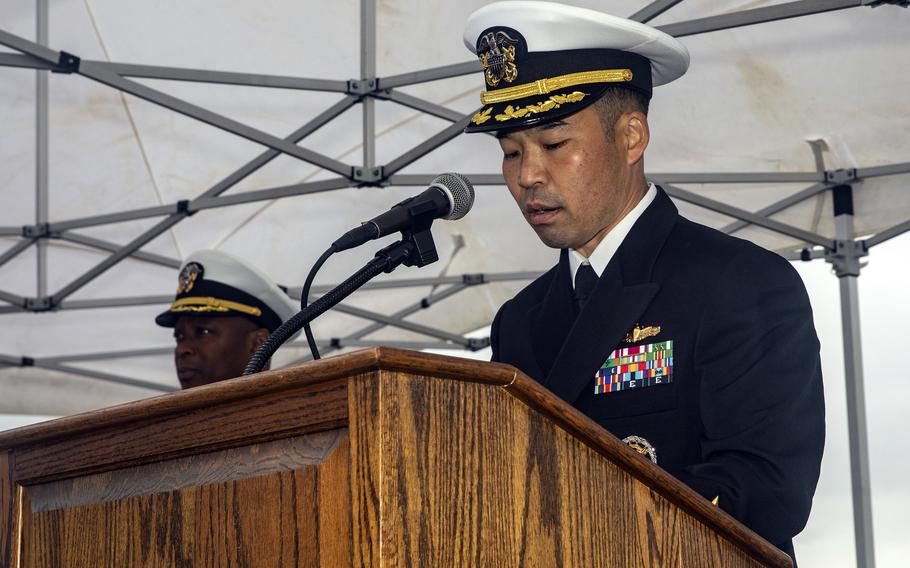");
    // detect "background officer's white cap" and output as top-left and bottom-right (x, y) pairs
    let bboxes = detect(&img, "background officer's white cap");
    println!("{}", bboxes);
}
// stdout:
(463, 1), (690, 132)
(155, 249), (297, 332)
